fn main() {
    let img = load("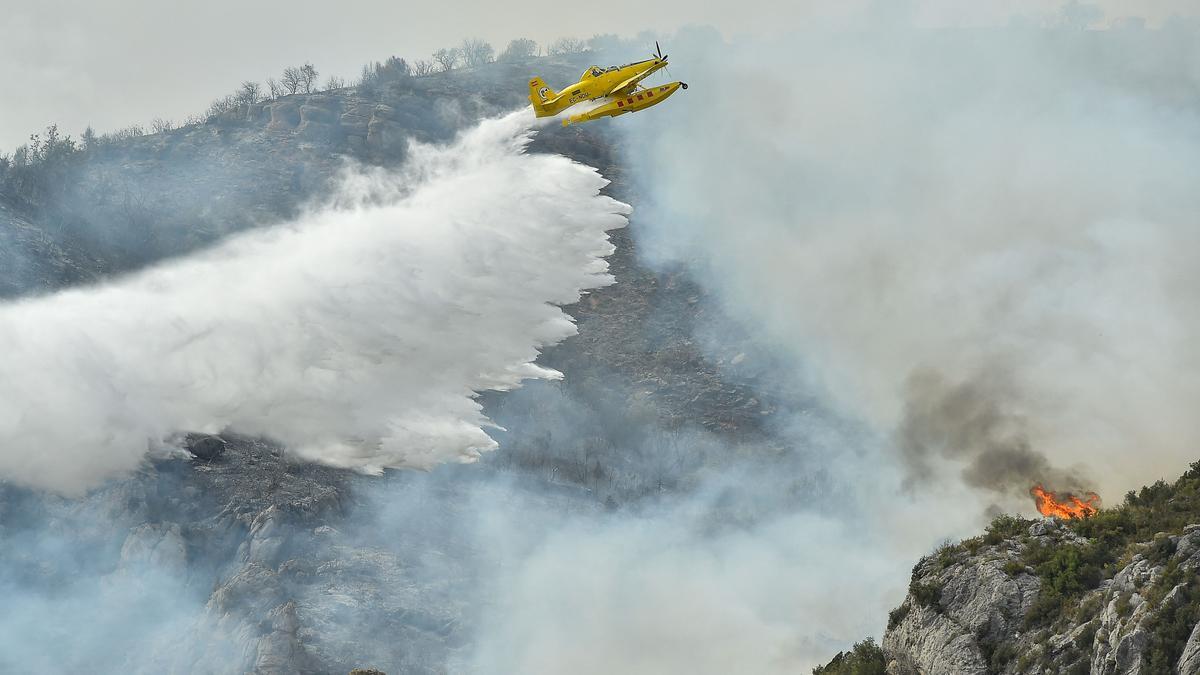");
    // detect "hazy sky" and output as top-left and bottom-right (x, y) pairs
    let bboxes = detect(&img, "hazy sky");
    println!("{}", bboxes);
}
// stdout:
(1, 0), (1195, 150)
